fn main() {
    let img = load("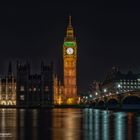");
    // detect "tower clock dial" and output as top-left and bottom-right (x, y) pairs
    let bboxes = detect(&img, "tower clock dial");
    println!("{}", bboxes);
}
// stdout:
(66, 48), (74, 55)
